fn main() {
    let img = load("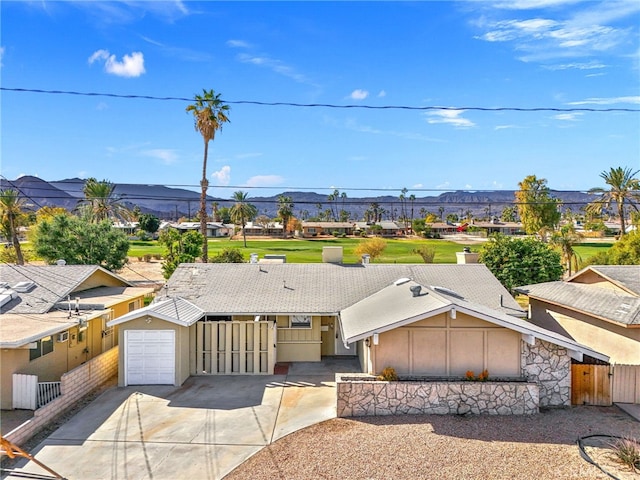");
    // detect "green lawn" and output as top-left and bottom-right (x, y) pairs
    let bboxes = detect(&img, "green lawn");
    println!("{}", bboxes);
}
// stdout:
(128, 237), (613, 265)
